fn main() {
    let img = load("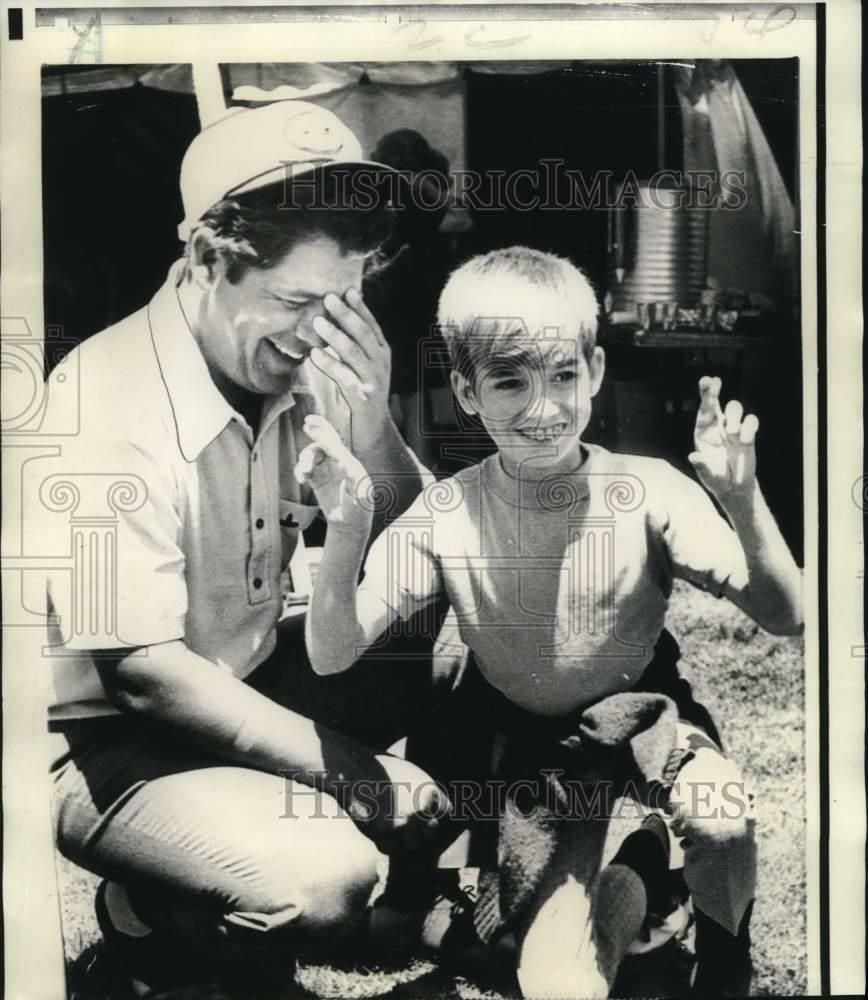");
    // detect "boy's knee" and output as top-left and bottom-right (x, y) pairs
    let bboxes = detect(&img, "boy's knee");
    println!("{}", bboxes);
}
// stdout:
(672, 749), (755, 848)
(682, 807), (754, 851)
